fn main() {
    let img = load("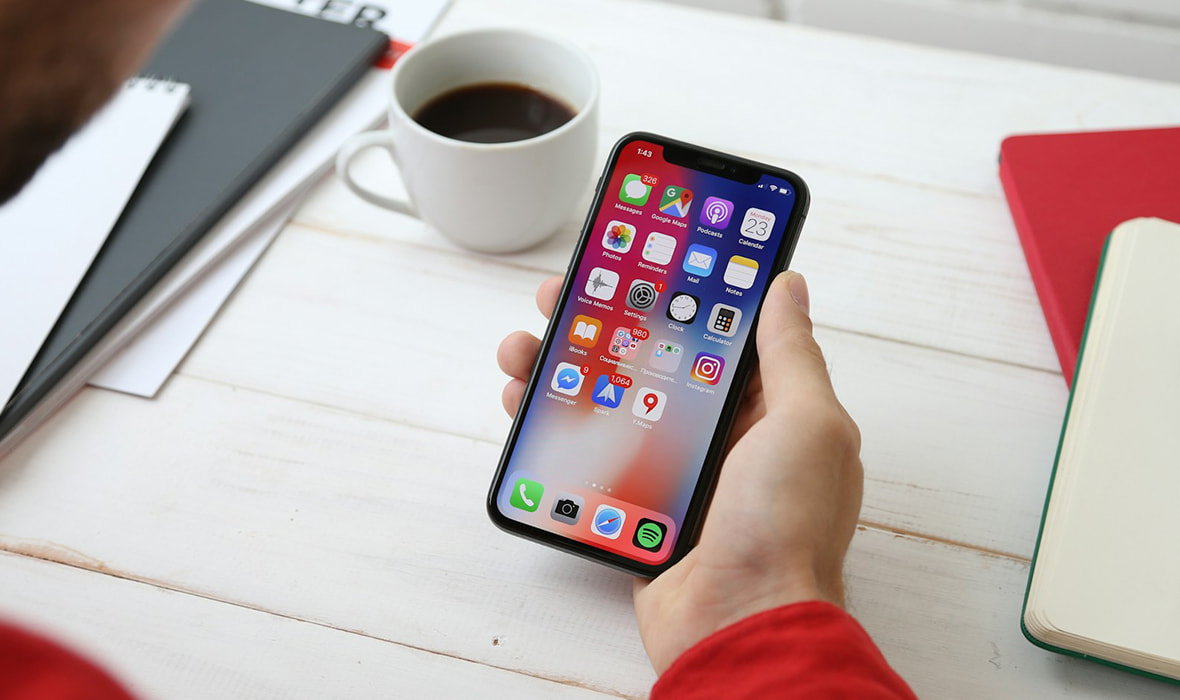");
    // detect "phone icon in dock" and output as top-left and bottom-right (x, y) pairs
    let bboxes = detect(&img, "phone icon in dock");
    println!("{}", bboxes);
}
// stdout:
(510, 477), (544, 512)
